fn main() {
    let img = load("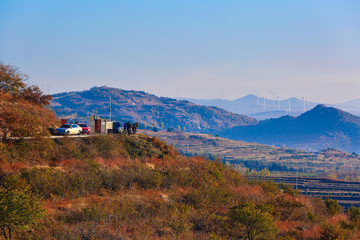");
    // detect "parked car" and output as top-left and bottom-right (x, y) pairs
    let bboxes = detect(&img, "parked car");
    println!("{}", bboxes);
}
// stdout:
(78, 123), (90, 134)
(55, 124), (82, 135)
(112, 122), (123, 133)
